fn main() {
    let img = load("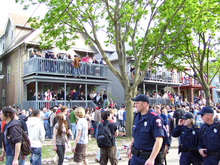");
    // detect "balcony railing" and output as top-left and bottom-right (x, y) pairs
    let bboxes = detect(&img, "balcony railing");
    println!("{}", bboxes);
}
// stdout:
(23, 57), (109, 78)
(22, 100), (97, 110)
(181, 77), (201, 86)
(128, 70), (180, 83)
(149, 98), (172, 105)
